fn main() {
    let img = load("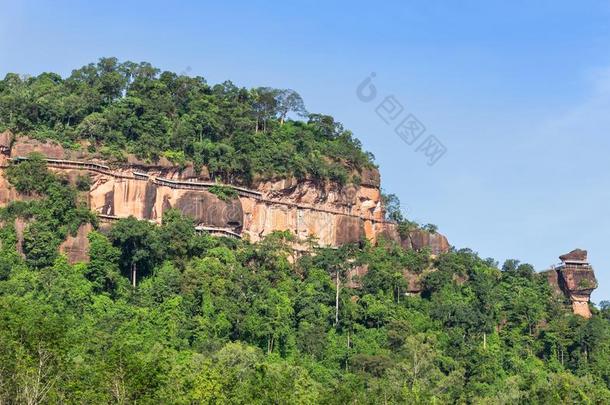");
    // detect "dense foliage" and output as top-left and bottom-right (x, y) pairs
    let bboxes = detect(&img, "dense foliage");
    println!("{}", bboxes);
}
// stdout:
(0, 58), (375, 184)
(0, 163), (609, 403)
(0, 154), (95, 270)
